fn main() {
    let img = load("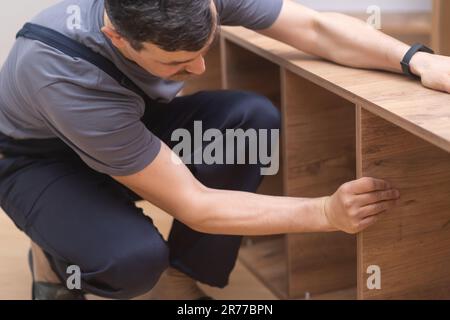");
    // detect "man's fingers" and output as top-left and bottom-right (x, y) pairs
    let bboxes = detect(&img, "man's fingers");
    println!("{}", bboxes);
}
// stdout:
(357, 215), (379, 231)
(355, 189), (400, 207)
(350, 177), (392, 194)
(358, 199), (399, 219)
